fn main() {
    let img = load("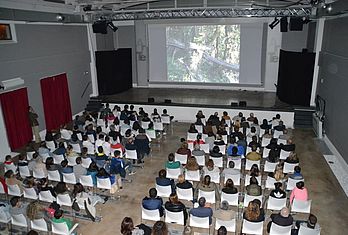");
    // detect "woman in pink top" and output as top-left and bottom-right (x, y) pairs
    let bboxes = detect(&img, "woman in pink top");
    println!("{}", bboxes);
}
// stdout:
(290, 181), (308, 204)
